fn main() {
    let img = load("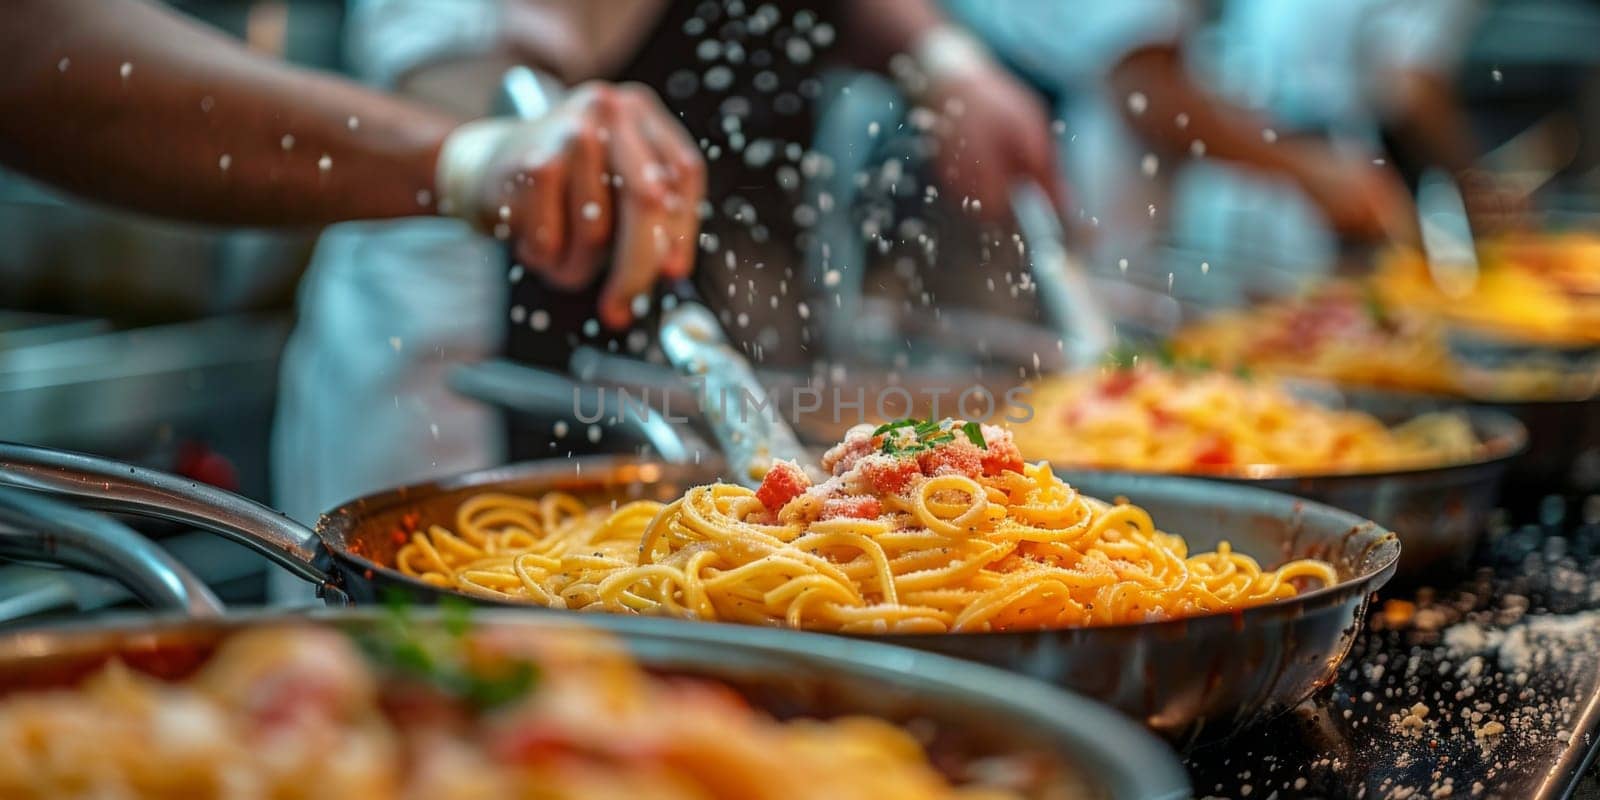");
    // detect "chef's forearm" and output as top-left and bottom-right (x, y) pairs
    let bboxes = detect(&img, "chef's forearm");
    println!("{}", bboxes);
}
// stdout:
(1110, 45), (1304, 176)
(0, 0), (458, 226)
(838, 0), (949, 73)
(1379, 69), (1479, 175)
